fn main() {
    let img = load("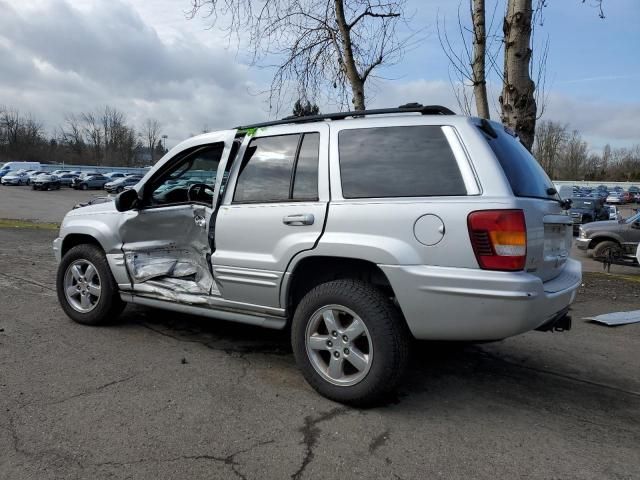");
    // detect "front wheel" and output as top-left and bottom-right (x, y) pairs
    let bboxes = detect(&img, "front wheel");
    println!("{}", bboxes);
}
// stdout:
(593, 240), (622, 261)
(56, 244), (125, 325)
(291, 279), (410, 406)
